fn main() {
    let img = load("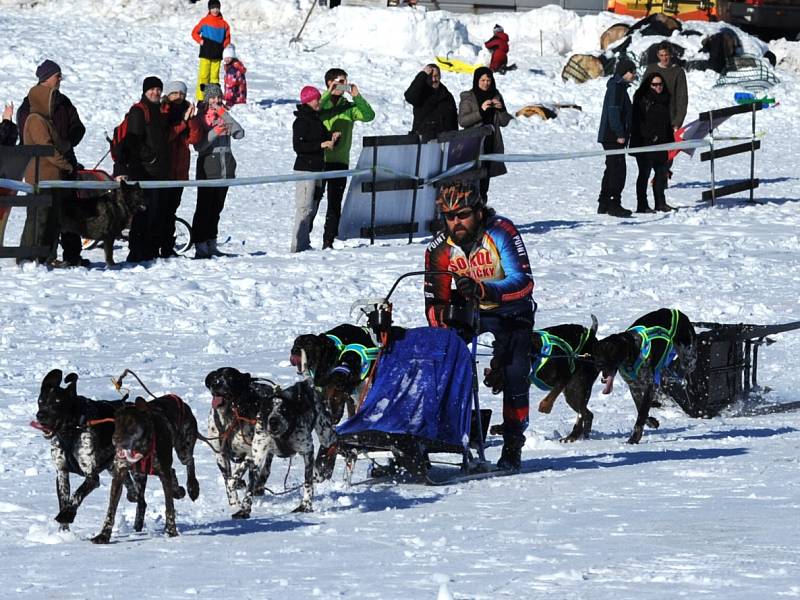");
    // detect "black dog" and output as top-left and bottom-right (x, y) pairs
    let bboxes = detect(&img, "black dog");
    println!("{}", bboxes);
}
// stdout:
(32, 369), (136, 530)
(250, 380), (336, 513)
(485, 316), (600, 442)
(92, 395), (199, 544)
(593, 308), (696, 444)
(204, 367), (278, 519)
(290, 324), (381, 424)
(61, 176), (145, 266)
